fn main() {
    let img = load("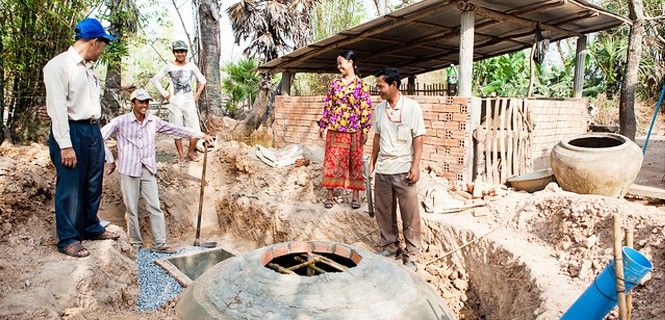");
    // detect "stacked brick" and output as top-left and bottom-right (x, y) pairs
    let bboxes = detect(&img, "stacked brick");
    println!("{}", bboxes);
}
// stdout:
(274, 95), (472, 182)
(527, 98), (588, 169)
